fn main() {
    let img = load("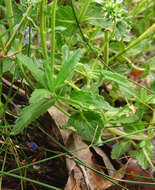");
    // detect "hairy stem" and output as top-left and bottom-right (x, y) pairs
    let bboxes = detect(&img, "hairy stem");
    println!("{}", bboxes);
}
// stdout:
(5, 0), (14, 35)
(40, 0), (49, 64)
(51, 0), (57, 76)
